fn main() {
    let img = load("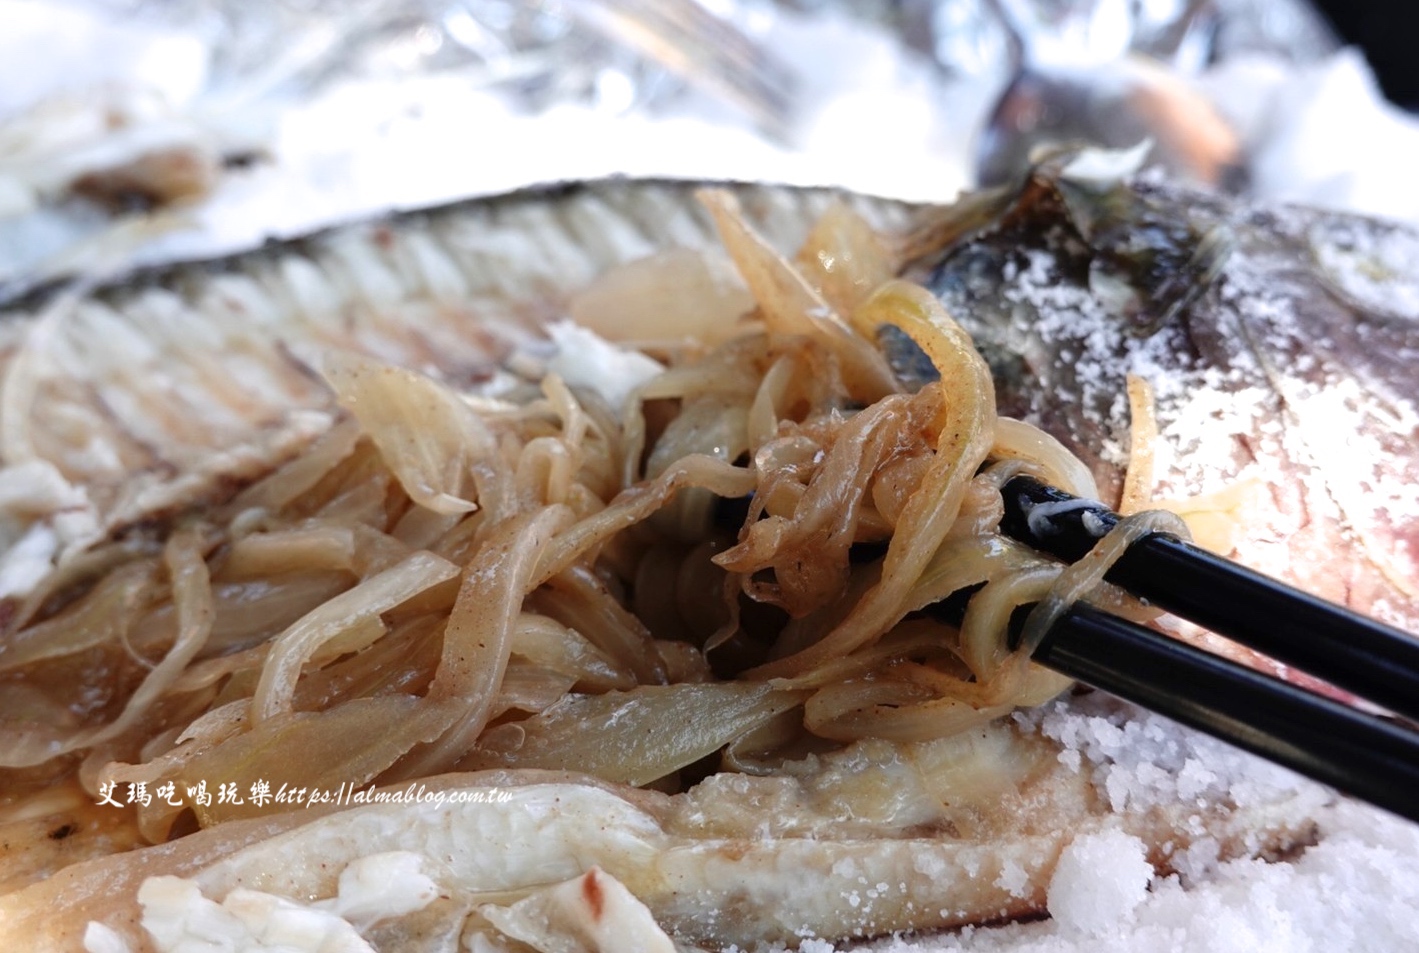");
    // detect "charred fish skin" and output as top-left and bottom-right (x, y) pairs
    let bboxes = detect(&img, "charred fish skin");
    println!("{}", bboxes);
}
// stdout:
(909, 167), (1419, 635)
